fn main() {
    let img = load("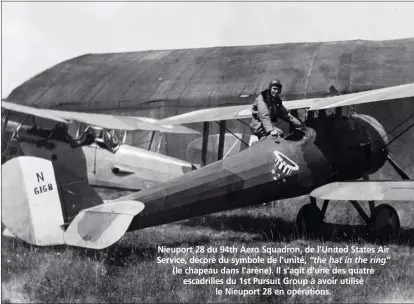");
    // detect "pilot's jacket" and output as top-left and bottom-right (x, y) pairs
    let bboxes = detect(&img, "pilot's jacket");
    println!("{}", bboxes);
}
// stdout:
(250, 90), (293, 139)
